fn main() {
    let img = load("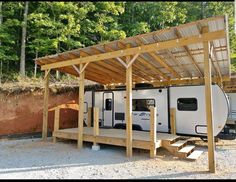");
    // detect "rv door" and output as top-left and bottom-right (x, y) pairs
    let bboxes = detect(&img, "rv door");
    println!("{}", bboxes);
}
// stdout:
(102, 92), (114, 127)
